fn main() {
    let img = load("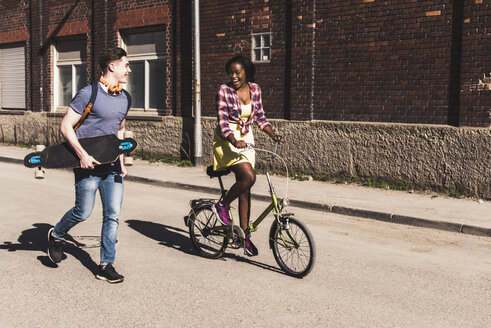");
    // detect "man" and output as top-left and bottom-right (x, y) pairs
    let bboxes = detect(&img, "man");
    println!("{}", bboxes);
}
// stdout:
(47, 47), (131, 283)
